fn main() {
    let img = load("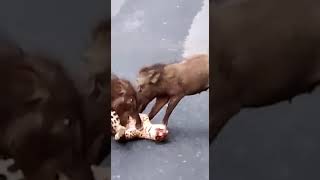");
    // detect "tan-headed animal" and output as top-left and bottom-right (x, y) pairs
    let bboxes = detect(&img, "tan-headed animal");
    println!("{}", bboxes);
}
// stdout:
(136, 54), (209, 126)
(112, 74), (142, 129)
